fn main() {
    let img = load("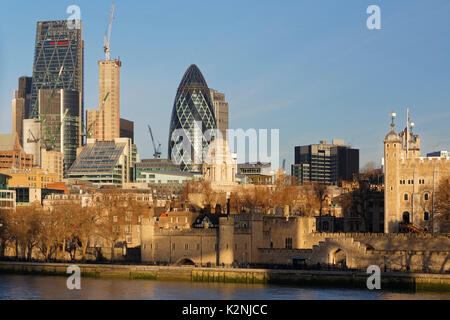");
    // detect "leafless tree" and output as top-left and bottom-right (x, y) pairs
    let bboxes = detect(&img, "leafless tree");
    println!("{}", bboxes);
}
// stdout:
(435, 177), (450, 233)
